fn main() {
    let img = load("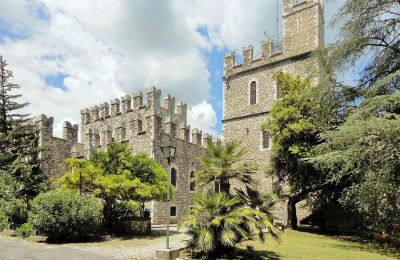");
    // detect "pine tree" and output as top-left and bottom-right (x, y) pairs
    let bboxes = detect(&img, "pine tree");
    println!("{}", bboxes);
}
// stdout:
(0, 56), (47, 202)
